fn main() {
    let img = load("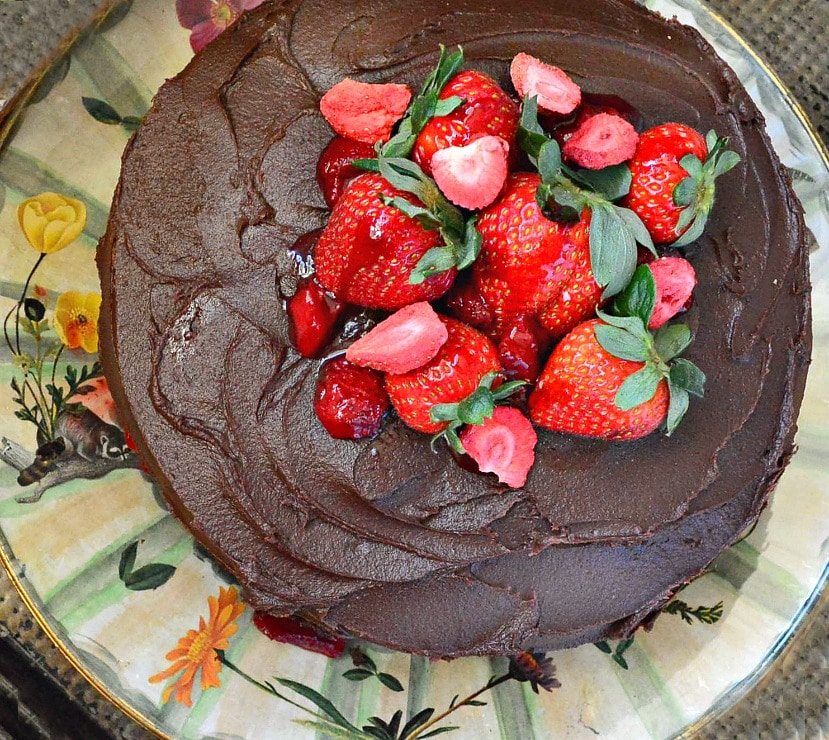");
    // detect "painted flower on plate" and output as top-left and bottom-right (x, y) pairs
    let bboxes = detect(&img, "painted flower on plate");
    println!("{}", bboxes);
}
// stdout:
(149, 586), (245, 707)
(52, 292), (102, 354)
(176, 0), (265, 52)
(17, 192), (86, 254)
